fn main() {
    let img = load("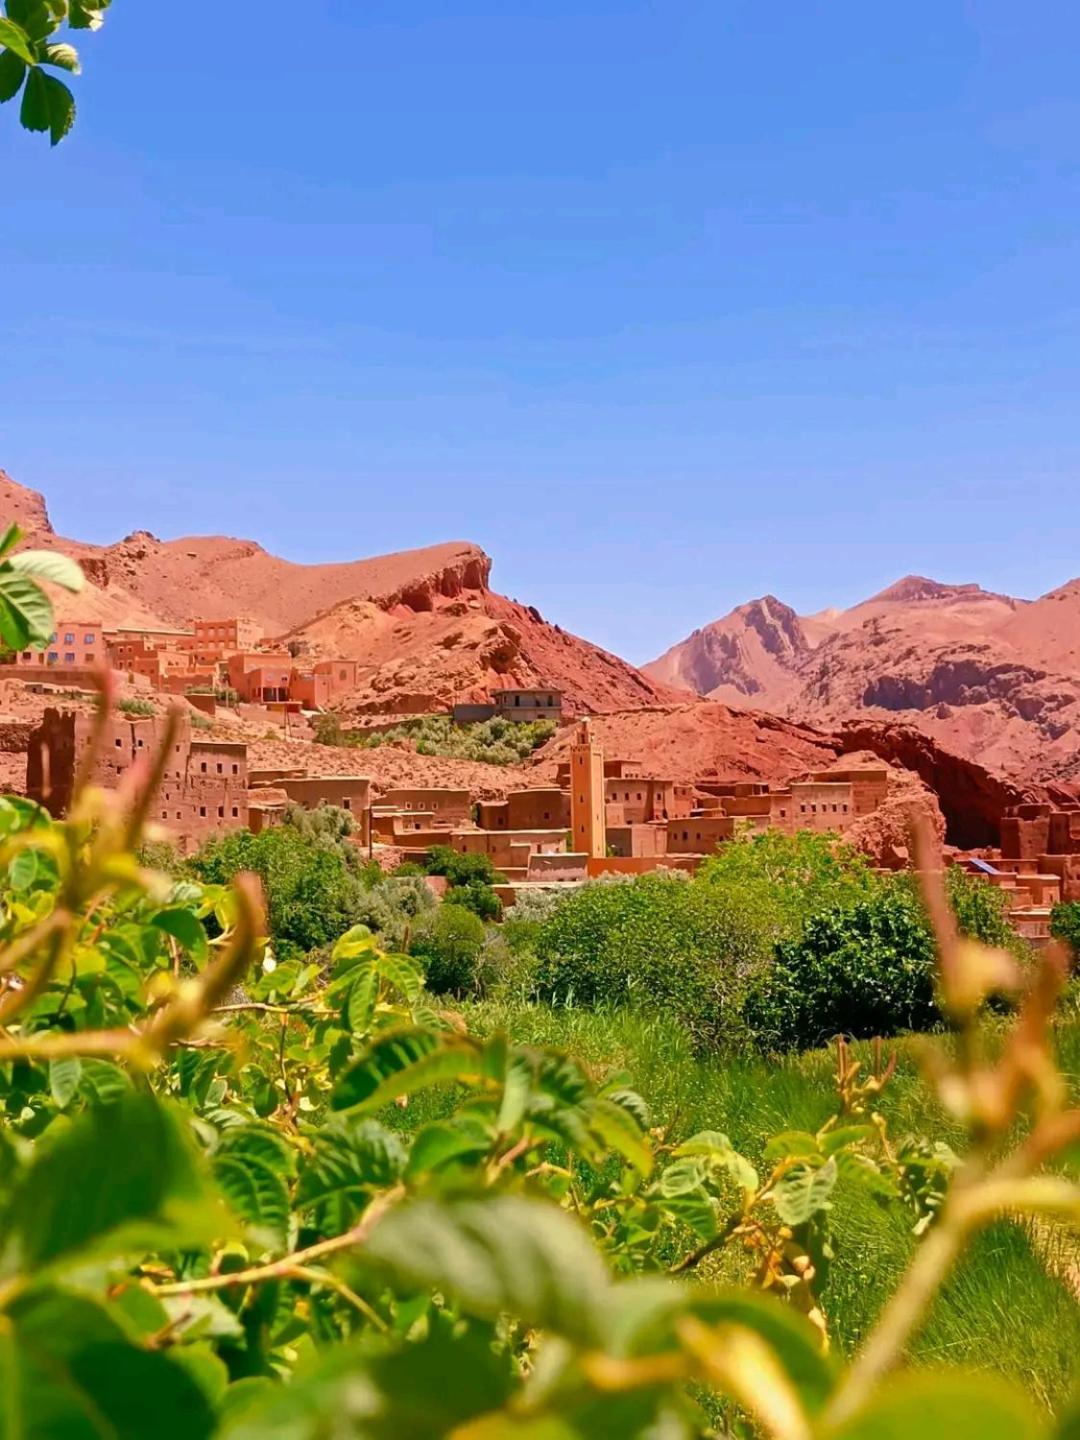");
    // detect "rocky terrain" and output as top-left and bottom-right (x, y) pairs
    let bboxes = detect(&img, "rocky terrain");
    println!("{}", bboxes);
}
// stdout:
(645, 575), (1080, 786)
(0, 469), (678, 717)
